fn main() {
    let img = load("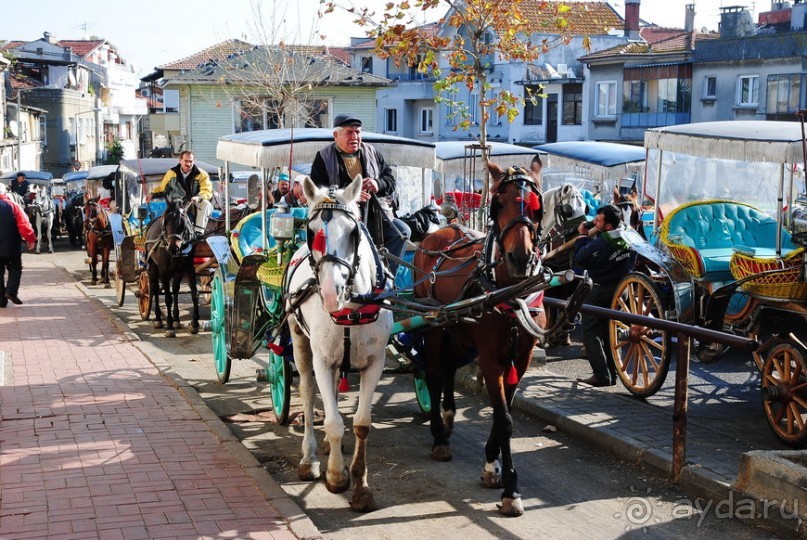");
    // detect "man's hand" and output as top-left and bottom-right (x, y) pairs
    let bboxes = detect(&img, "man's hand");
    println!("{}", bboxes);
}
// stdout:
(361, 178), (378, 202)
(26, 241), (35, 251)
(191, 196), (202, 204)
